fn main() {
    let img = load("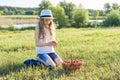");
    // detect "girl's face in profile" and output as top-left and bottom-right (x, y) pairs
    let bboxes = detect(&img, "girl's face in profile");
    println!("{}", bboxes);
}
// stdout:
(43, 18), (52, 26)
